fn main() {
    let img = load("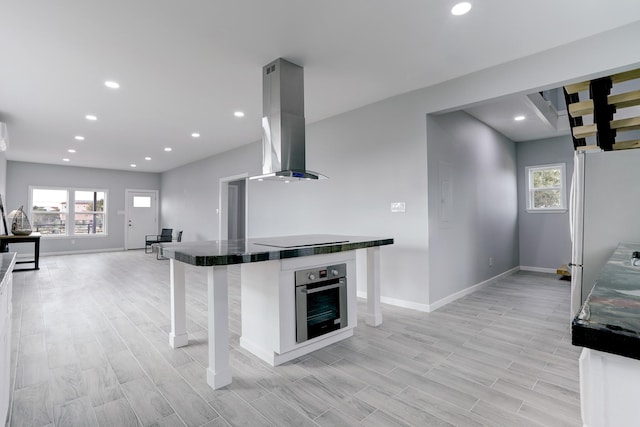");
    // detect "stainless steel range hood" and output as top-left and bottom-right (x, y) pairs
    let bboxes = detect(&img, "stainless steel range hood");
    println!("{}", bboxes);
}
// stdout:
(250, 58), (327, 182)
